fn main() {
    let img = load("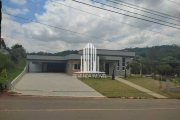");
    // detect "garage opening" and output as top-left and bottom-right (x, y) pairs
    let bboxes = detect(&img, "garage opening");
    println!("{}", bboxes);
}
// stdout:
(42, 63), (66, 73)
(28, 62), (66, 73)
